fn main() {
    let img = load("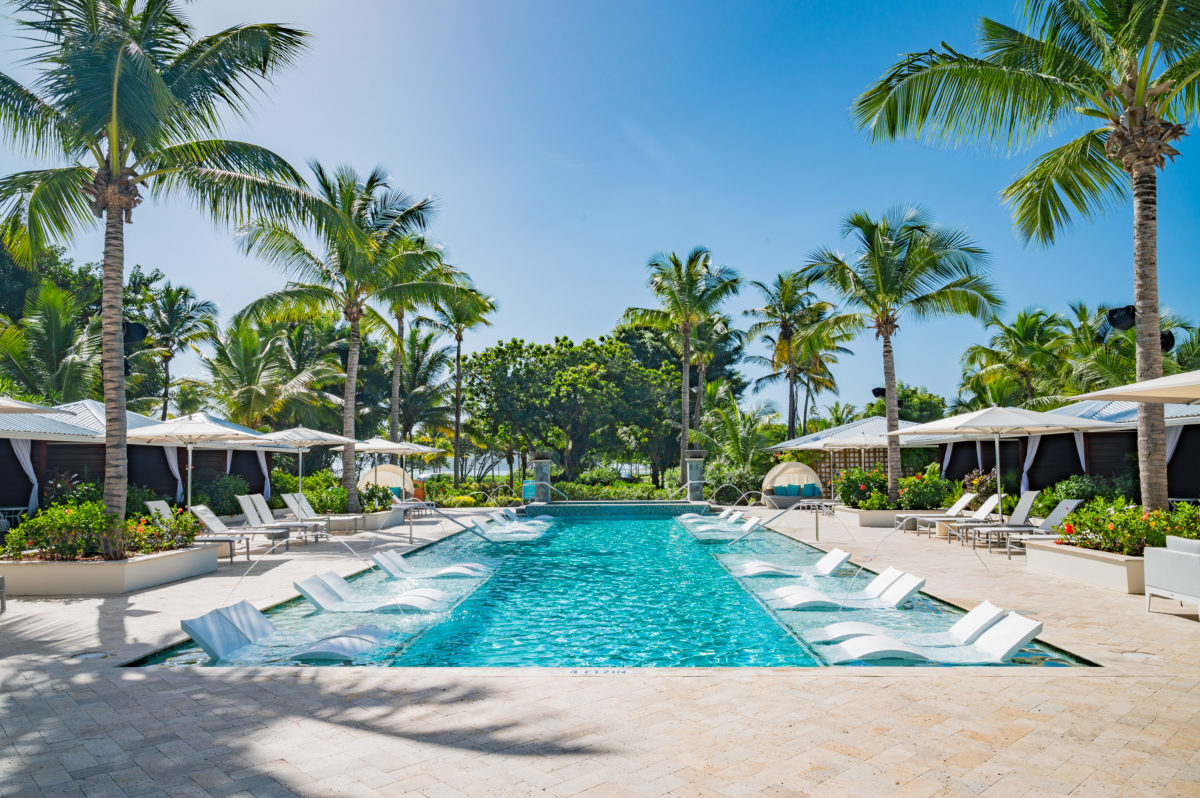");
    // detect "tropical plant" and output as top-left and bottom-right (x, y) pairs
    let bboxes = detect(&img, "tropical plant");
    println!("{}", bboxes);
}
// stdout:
(854, 0), (1200, 509)
(824, 401), (859, 427)
(696, 396), (777, 471)
(622, 247), (740, 479)
(963, 309), (1066, 406)
(425, 291), (496, 485)
(239, 163), (446, 510)
(0, 0), (312, 517)
(805, 205), (1001, 501)
(392, 326), (453, 442)
(138, 282), (216, 419)
(680, 313), (738, 430)
(0, 281), (99, 403)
